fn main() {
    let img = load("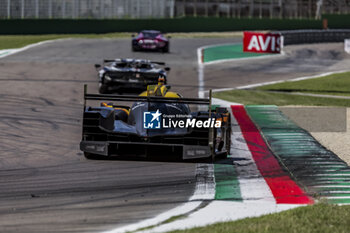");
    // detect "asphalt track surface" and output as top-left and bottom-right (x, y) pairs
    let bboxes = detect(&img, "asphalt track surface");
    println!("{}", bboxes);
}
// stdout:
(0, 38), (348, 233)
